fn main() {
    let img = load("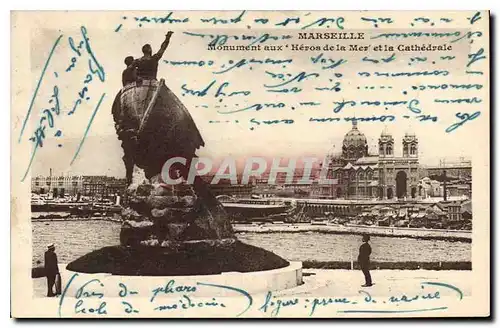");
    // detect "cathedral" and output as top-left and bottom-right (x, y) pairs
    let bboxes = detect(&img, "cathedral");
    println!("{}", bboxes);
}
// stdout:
(327, 121), (420, 200)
